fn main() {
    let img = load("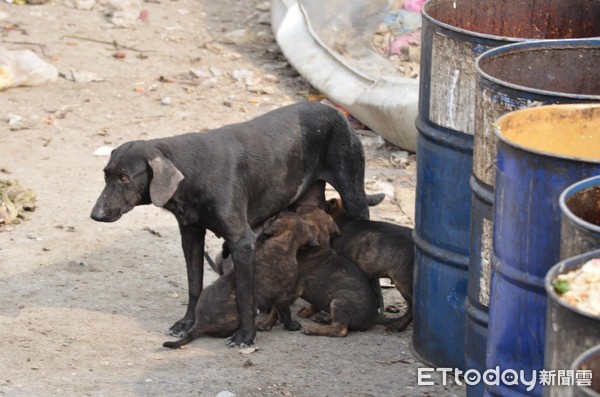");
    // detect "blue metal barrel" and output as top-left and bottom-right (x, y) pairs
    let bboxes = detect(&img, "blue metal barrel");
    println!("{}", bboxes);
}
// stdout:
(487, 104), (600, 396)
(414, 0), (600, 371)
(467, 39), (600, 394)
(559, 175), (600, 260)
